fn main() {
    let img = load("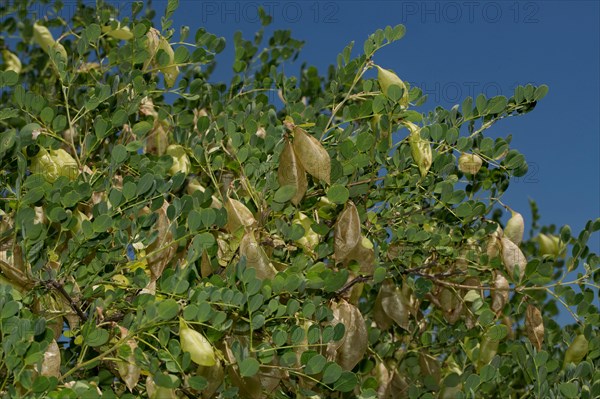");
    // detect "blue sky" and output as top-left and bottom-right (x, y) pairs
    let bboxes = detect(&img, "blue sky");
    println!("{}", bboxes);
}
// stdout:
(169, 1), (599, 251)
